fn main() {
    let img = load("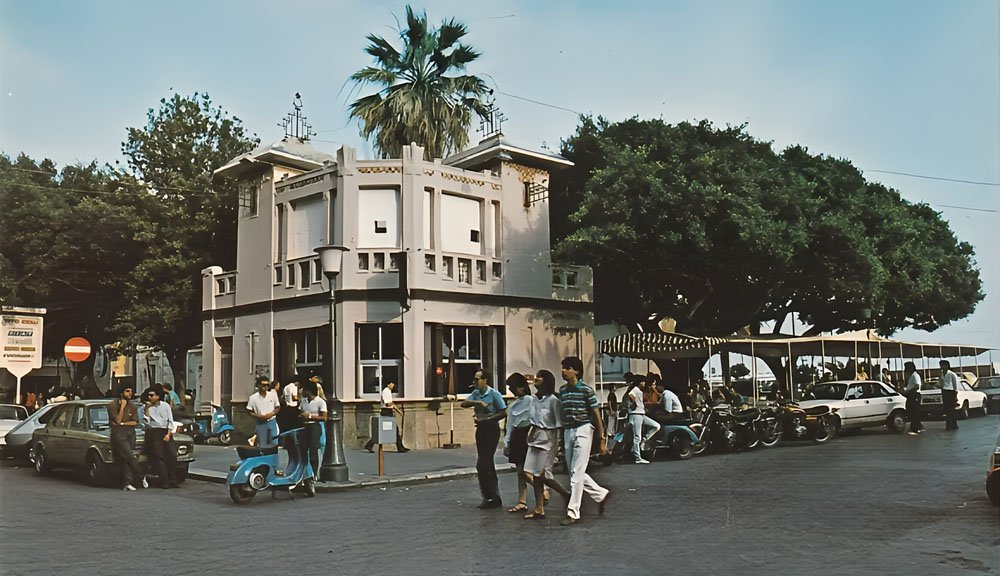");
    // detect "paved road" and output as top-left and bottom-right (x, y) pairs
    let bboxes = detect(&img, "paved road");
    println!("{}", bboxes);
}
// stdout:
(2, 416), (997, 576)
